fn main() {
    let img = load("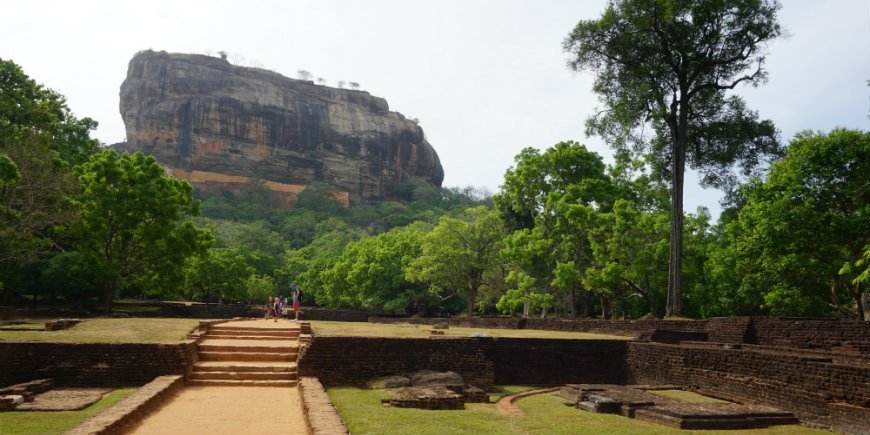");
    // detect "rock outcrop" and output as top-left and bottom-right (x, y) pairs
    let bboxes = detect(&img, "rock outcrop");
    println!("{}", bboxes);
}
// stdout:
(117, 50), (443, 205)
